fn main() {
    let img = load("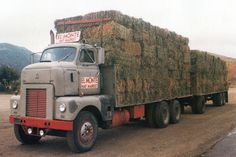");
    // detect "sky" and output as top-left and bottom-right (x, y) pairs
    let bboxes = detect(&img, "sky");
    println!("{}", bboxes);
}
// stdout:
(1, 0), (236, 58)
